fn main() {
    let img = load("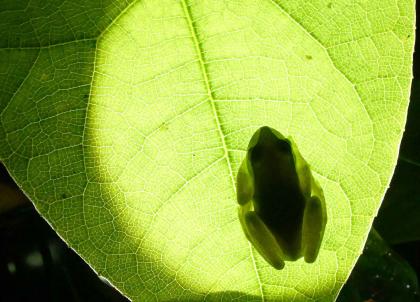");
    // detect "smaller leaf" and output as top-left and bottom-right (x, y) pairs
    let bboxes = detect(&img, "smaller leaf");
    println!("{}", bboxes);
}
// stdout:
(337, 229), (419, 302)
